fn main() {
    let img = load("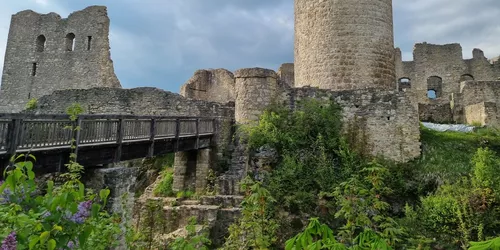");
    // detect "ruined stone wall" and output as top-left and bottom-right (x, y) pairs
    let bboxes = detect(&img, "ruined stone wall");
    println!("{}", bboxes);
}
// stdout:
(180, 69), (235, 104)
(234, 68), (279, 123)
(294, 0), (396, 90)
(32, 87), (233, 118)
(418, 102), (453, 124)
(464, 102), (499, 127)
(292, 88), (421, 162)
(0, 6), (120, 113)
(395, 43), (500, 105)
